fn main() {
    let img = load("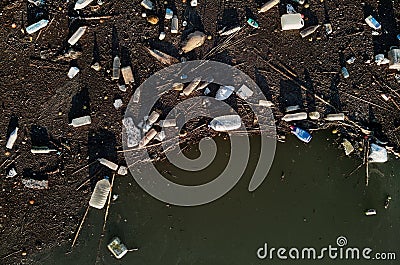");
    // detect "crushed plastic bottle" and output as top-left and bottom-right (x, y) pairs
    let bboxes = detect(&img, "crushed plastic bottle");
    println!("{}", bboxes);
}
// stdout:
(98, 158), (119, 170)
(300, 25), (320, 38)
(26, 19), (49, 34)
(89, 178), (111, 209)
(365, 15), (381, 30)
(341, 67), (349, 78)
(6, 127), (18, 149)
(258, 0), (280, 13)
(70, 116), (91, 127)
(290, 126), (312, 143)
(68, 26), (88, 46)
(165, 8), (173, 19)
(171, 15), (178, 33)
(112, 55), (120, 80)
(67, 67), (79, 78)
